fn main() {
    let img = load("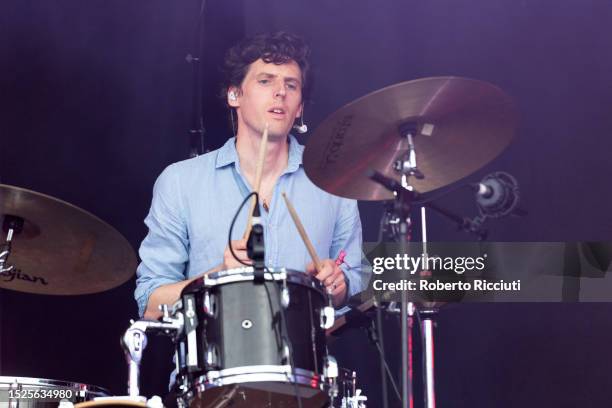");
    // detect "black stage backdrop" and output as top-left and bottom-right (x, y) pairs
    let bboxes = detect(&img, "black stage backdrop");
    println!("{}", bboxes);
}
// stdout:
(1, 1), (612, 407)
